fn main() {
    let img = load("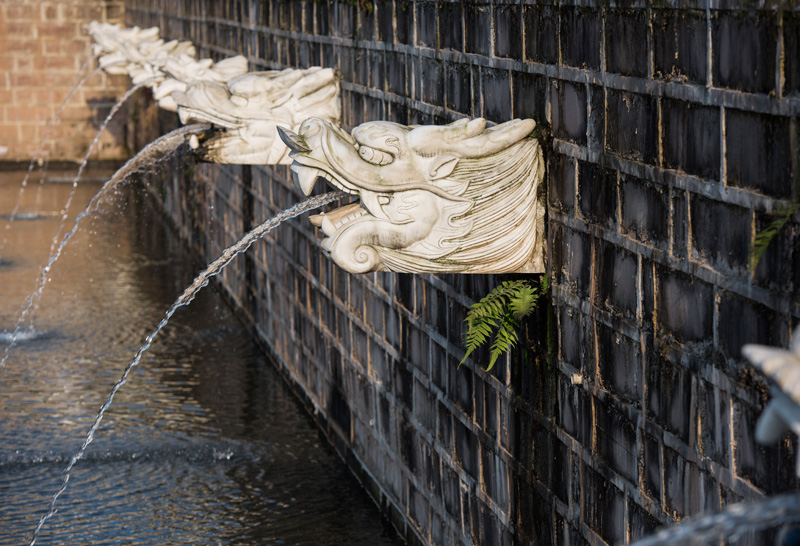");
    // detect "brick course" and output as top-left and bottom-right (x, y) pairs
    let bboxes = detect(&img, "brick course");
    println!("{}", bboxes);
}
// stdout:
(0, 0), (127, 161)
(128, 1), (800, 545)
